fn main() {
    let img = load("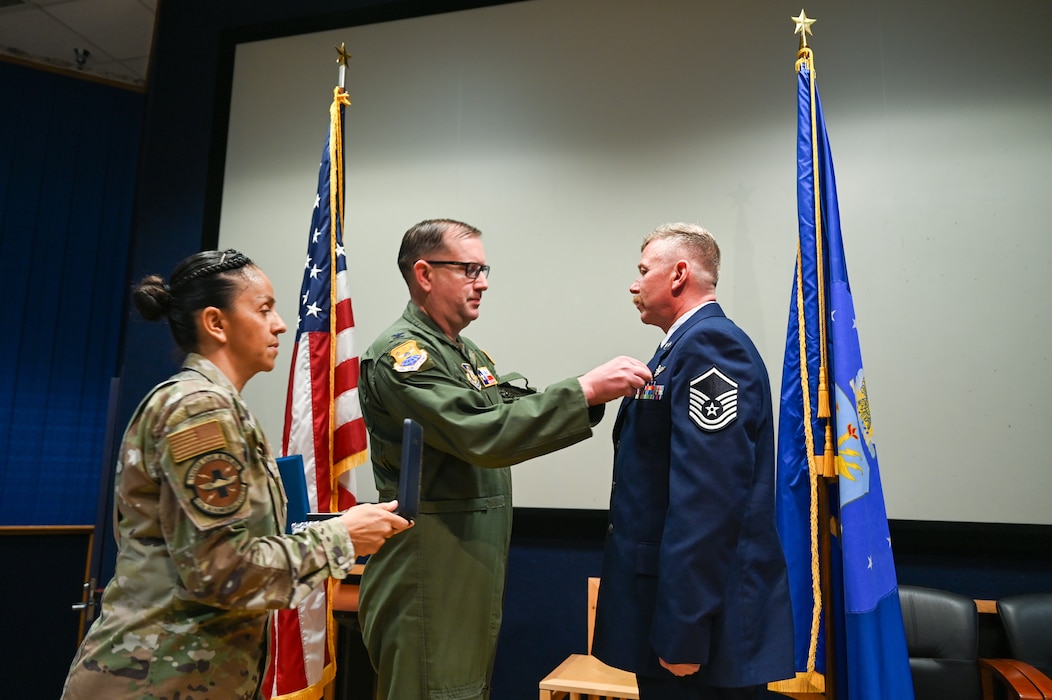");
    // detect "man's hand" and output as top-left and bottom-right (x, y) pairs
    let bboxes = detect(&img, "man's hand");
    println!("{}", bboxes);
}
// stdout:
(338, 500), (413, 557)
(578, 356), (652, 405)
(659, 658), (701, 677)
